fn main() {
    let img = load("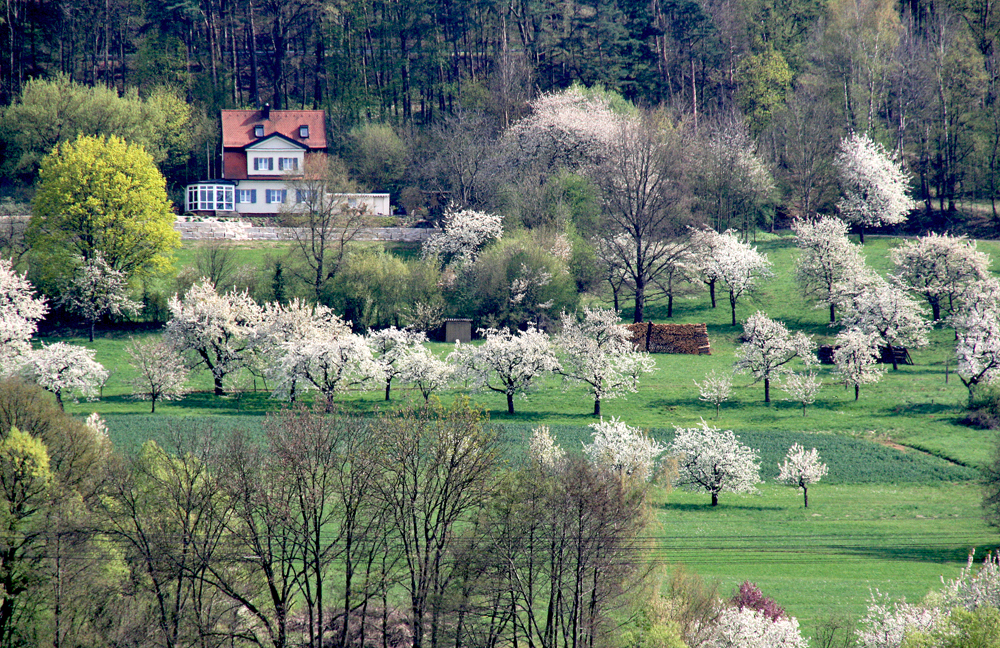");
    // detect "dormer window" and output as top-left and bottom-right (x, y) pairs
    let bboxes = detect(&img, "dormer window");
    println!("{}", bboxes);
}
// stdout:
(299, 125), (309, 138)
(254, 125), (265, 138)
